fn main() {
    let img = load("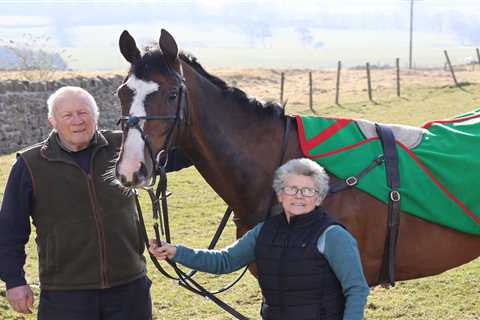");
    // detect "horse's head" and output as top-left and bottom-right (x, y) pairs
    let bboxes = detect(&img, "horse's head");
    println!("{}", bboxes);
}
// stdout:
(115, 29), (187, 187)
